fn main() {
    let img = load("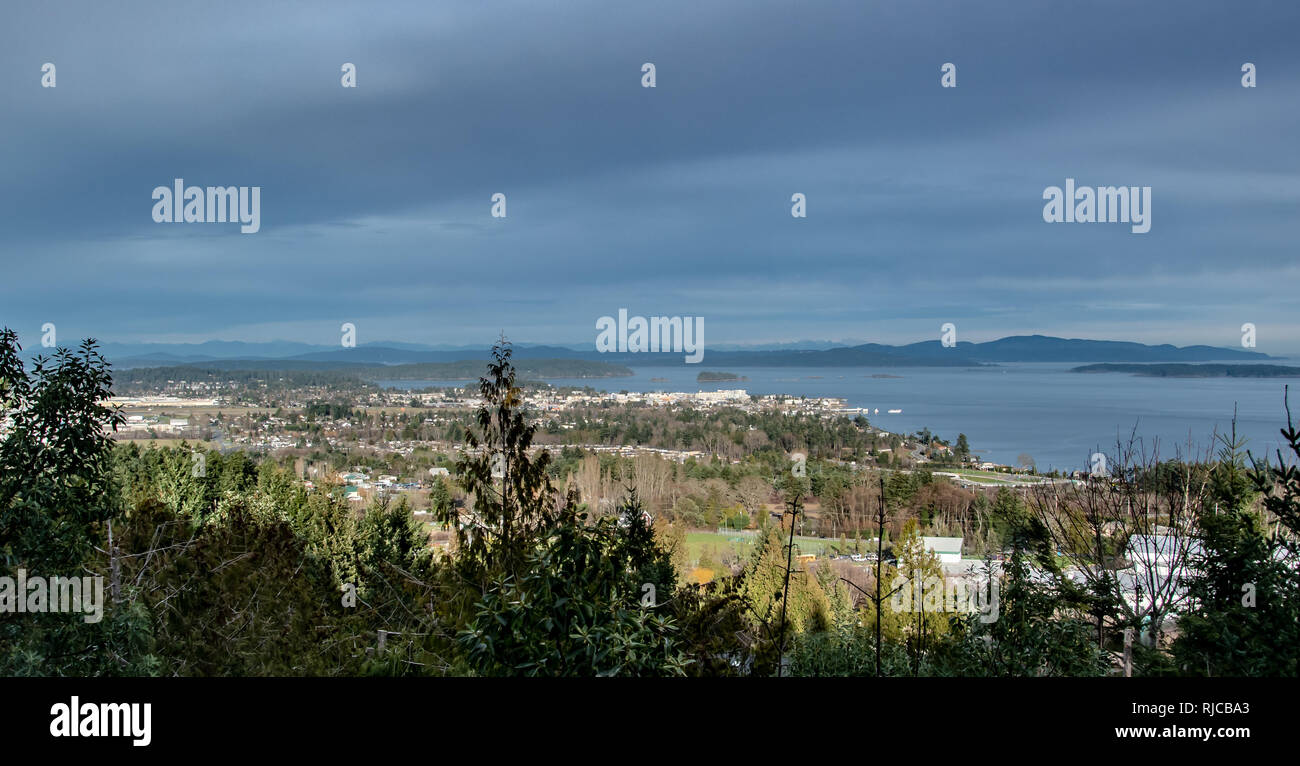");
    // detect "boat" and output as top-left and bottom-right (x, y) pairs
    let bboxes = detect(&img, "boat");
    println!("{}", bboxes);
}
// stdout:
(887, 408), (902, 414)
